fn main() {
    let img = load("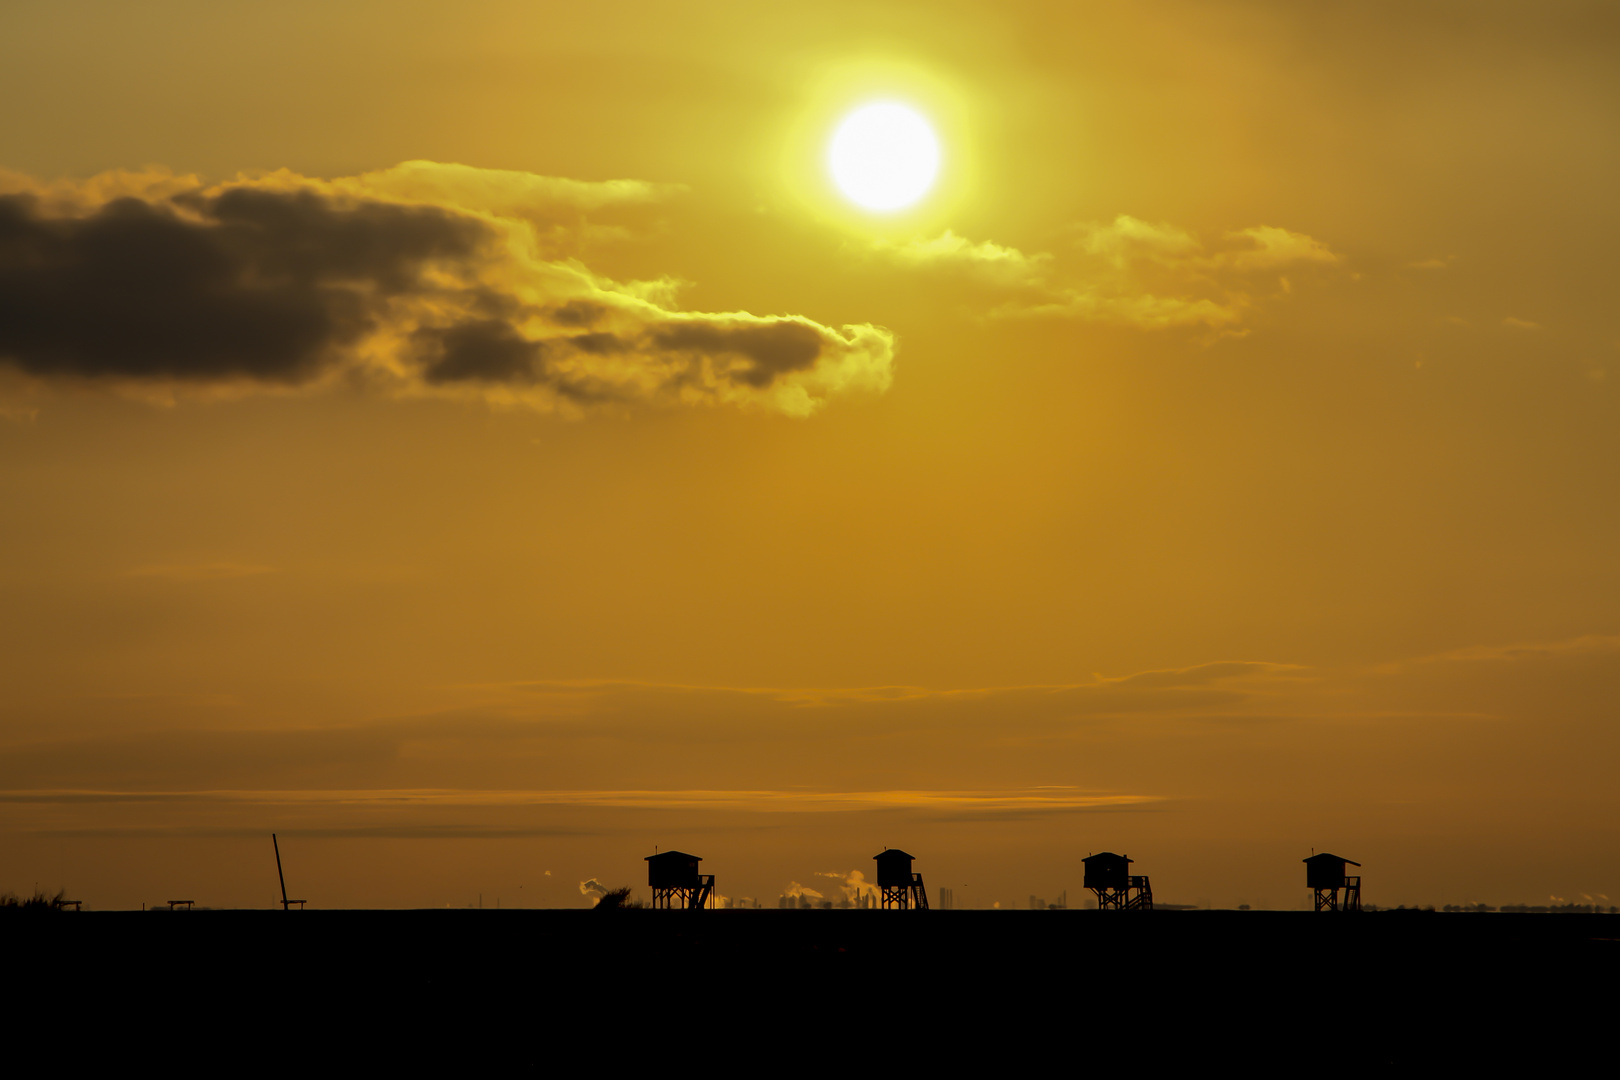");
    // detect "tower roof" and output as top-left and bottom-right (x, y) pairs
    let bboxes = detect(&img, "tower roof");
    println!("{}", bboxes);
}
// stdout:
(646, 850), (702, 863)
(1303, 852), (1361, 867)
